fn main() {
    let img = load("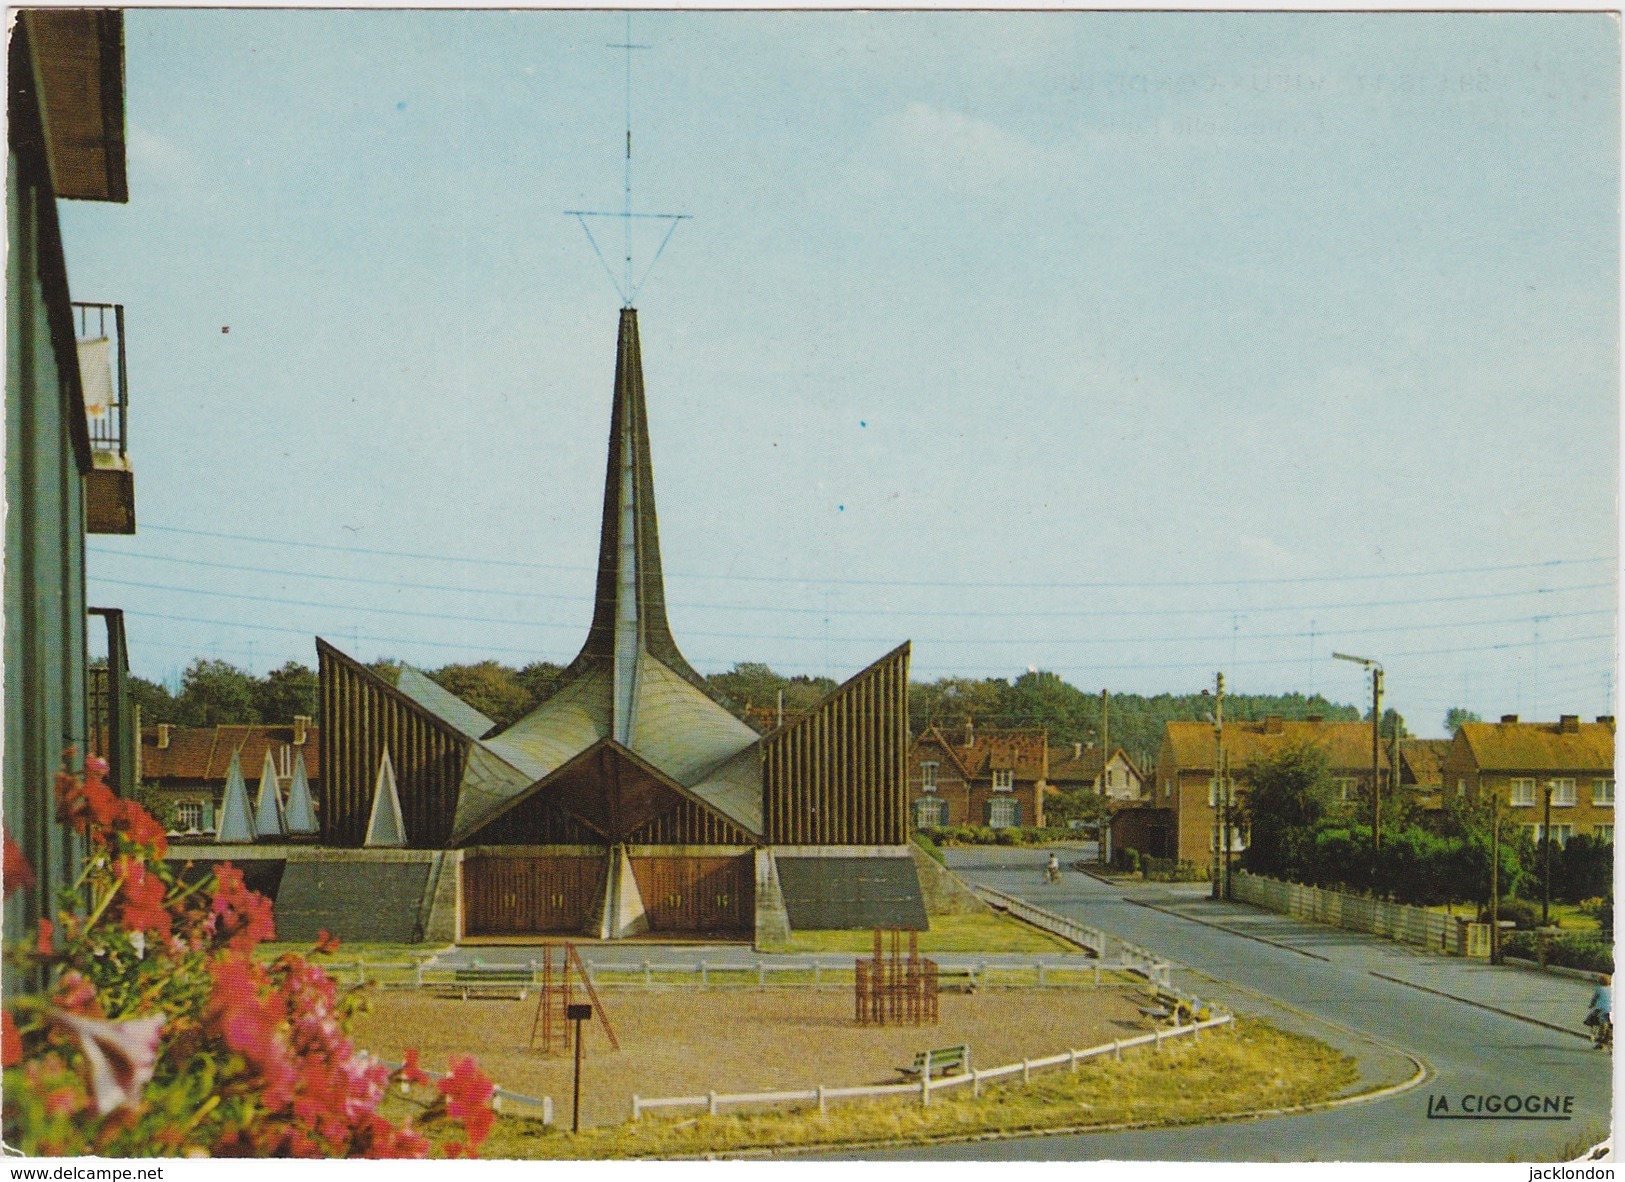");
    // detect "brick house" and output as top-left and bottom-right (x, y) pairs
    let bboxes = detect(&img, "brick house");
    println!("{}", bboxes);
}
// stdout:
(1442, 714), (1615, 846)
(908, 724), (1047, 830)
(1399, 738), (1452, 811)
(1047, 742), (1146, 804)
(1156, 715), (1391, 865)
(140, 719), (318, 835)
